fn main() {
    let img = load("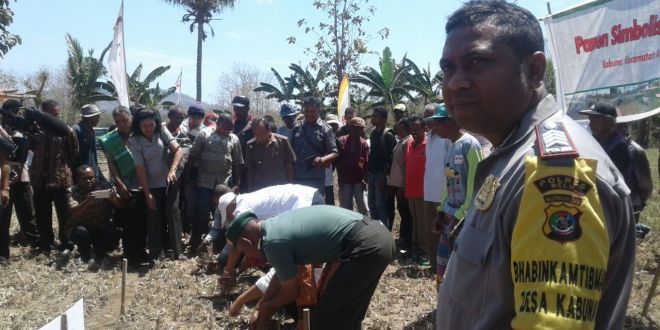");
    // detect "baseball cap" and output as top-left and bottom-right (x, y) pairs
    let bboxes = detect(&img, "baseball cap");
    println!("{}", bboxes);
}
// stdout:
(349, 117), (366, 128)
(225, 211), (258, 246)
(393, 103), (407, 112)
(280, 103), (299, 117)
(218, 192), (237, 227)
(81, 104), (101, 118)
(188, 103), (206, 117)
(578, 102), (617, 118)
(430, 104), (450, 119)
(232, 96), (250, 108)
(325, 114), (340, 125)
